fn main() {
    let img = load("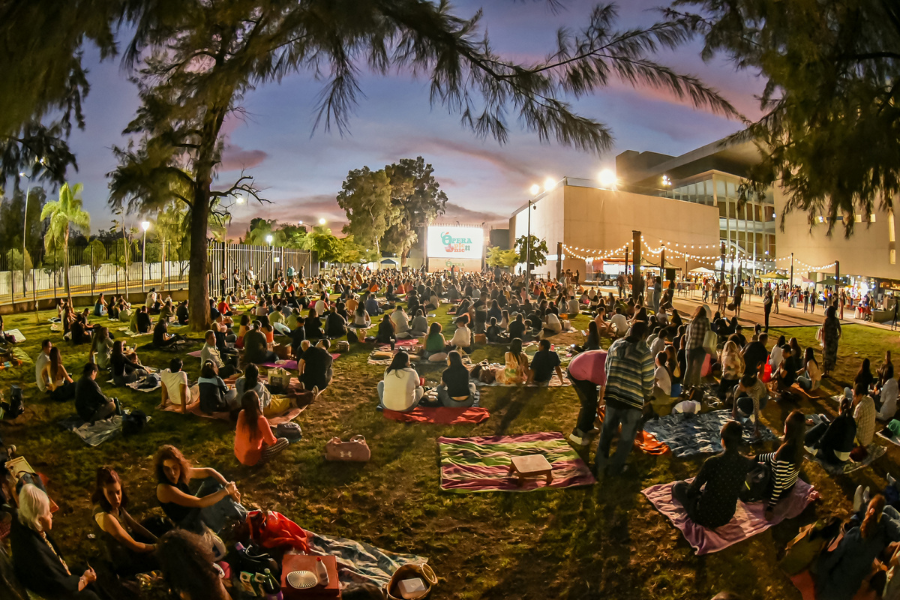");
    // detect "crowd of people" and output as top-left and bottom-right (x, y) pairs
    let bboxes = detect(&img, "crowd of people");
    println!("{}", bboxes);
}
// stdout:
(5, 261), (900, 600)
